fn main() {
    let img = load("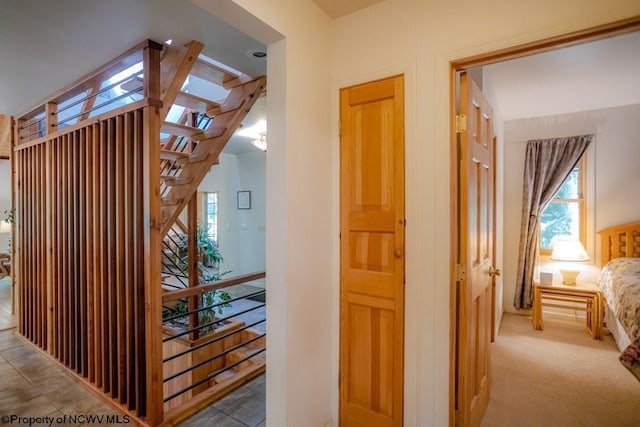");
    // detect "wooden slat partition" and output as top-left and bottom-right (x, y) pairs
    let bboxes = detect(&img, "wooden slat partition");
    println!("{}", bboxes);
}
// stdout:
(14, 107), (153, 416)
(14, 41), (164, 426)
